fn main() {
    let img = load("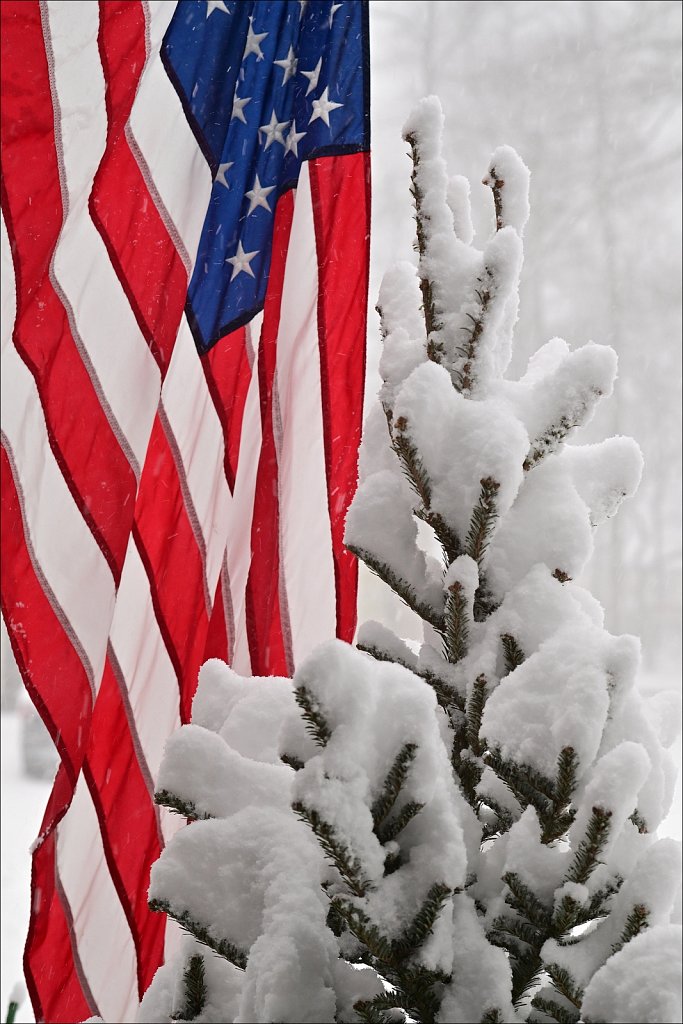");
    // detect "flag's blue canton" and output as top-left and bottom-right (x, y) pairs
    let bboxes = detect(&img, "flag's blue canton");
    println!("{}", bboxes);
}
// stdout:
(162, 0), (369, 354)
